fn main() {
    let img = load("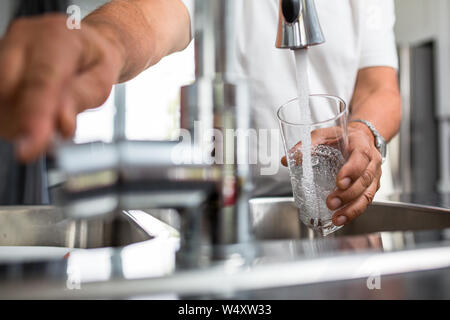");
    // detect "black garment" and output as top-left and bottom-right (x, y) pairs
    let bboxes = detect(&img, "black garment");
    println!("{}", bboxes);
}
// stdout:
(0, 141), (49, 205)
(0, 0), (68, 205)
